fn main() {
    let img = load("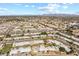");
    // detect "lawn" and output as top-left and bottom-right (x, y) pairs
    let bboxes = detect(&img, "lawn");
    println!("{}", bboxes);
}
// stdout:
(0, 44), (12, 54)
